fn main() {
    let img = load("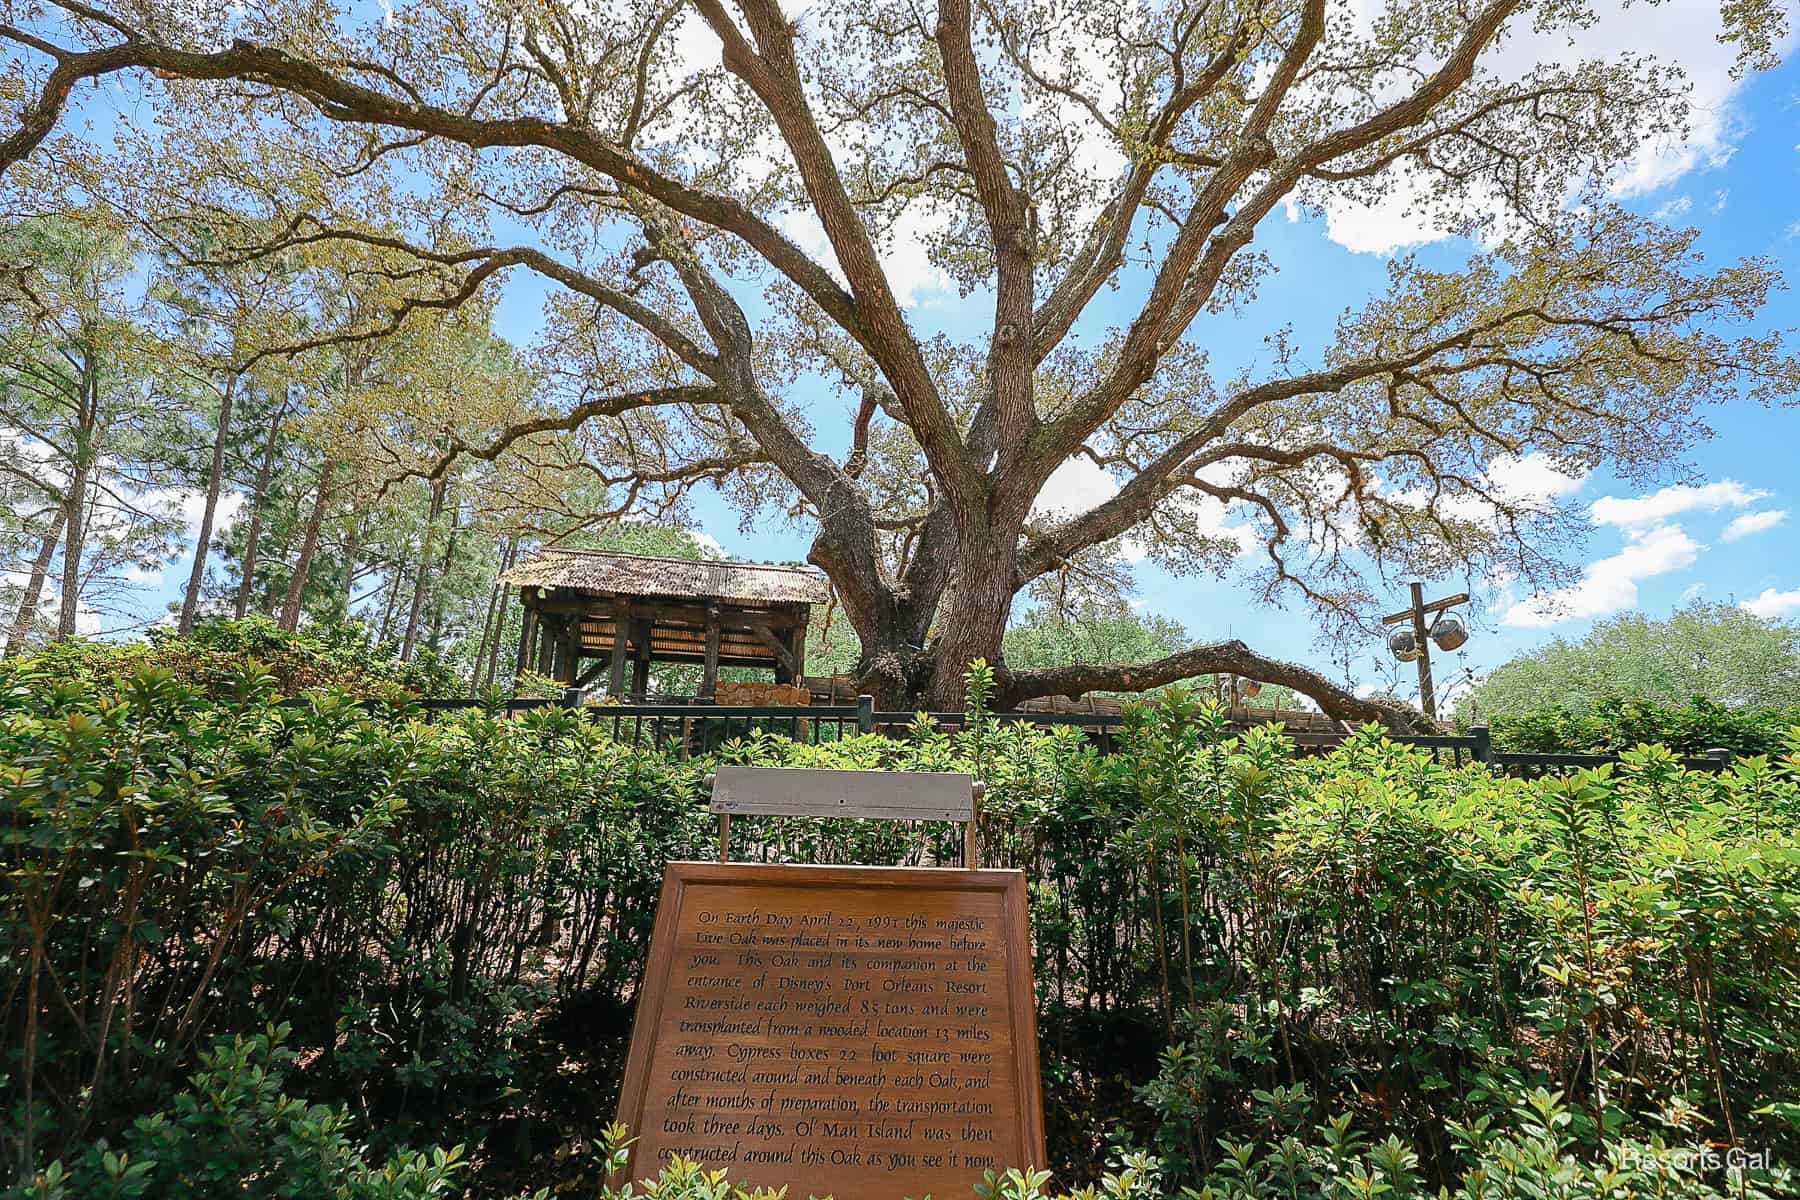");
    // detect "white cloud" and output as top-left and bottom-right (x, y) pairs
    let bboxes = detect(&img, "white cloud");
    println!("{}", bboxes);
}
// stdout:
(1386, 452), (1587, 536)
(139, 487), (247, 545)
(777, 207), (950, 308)
(1291, 160), (1490, 255)
(1652, 195), (1692, 221)
(1742, 587), (1800, 619)
(1033, 455), (1120, 519)
(1710, 189), (1729, 214)
(1485, 452), (1588, 504)
(1502, 522), (1702, 627)
(1722, 509), (1787, 542)
(1295, 1), (1792, 253)
(1680, 581), (1707, 603)
(1589, 480), (1768, 530)
(690, 531), (727, 559)
(1032, 455), (1257, 562)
